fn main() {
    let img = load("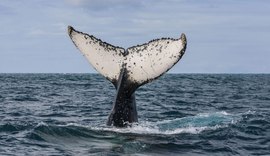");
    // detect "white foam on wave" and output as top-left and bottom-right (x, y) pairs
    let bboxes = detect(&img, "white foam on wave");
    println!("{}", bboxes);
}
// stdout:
(162, 125), (221, 135)
(198, 111), (230, 117)
(90, 111), (237, 135)
(37, 111), (252, 136)
(92, 122), (224, 135)
(35, 121), (48, 127)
